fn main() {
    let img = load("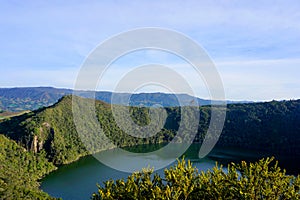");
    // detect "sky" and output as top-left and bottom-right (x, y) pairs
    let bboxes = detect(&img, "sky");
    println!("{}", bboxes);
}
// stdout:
(0, 0), (299, 101)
